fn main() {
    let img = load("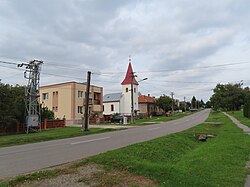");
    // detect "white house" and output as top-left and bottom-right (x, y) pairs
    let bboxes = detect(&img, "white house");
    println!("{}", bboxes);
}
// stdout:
(103, 62), (139, 116)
